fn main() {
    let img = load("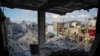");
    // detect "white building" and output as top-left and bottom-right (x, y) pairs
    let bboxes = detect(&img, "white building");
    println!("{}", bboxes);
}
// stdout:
(21, 21), (28, 33)
(71, 21), (81, 27)
(46, 25), (54, 33)
(88, 17), (96, 27)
